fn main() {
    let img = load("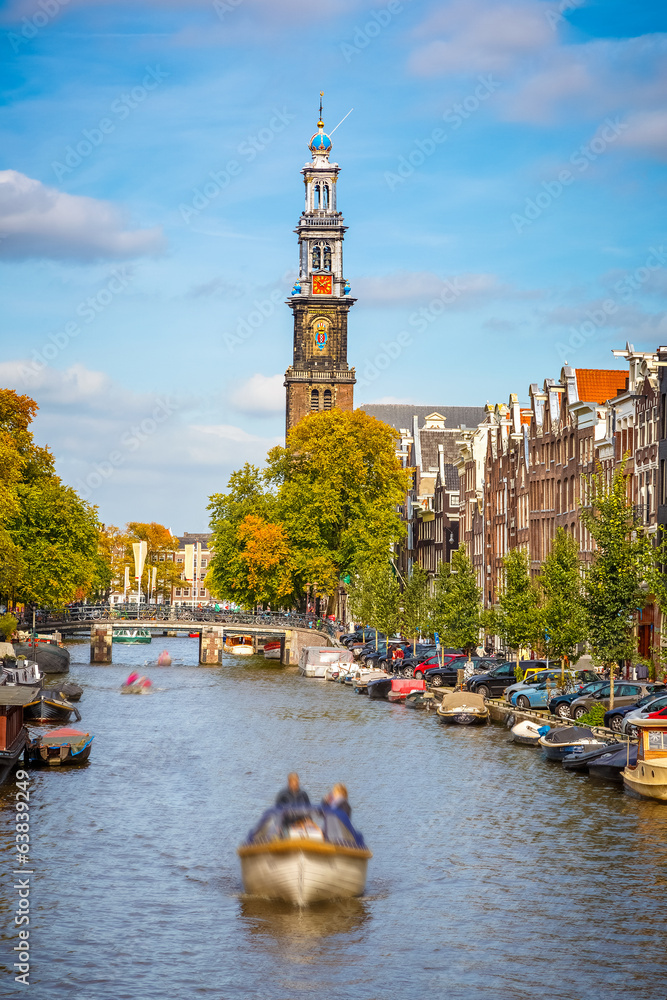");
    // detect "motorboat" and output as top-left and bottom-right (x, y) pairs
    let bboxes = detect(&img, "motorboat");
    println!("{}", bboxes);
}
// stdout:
(42, 683), (83, 703)
(622, 718), (667, 800)
(404, 690), (437, 711)
(352, 668), (389, 693)
(1, 658), (42, 686)
(238, 805), (372, 906)
(26, 727), (94, 767)
(120, 673), (152, 695)
(299, 647), (354, 679)
(113, 628), (152, 644)
(225, 635), (254, 656)
(510, 720), (549, 746)
(562, 741), (622, 772)
(367, 676), (392, 700)
(22, 693), (81, 724)
(538, 726), (607, 761)
(263, 640), (282, 660)
(386, 677), (426, 703)
(324, 664), (341, 682)
(436, 691), (489, 725)
(588, 743), (638, 783)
